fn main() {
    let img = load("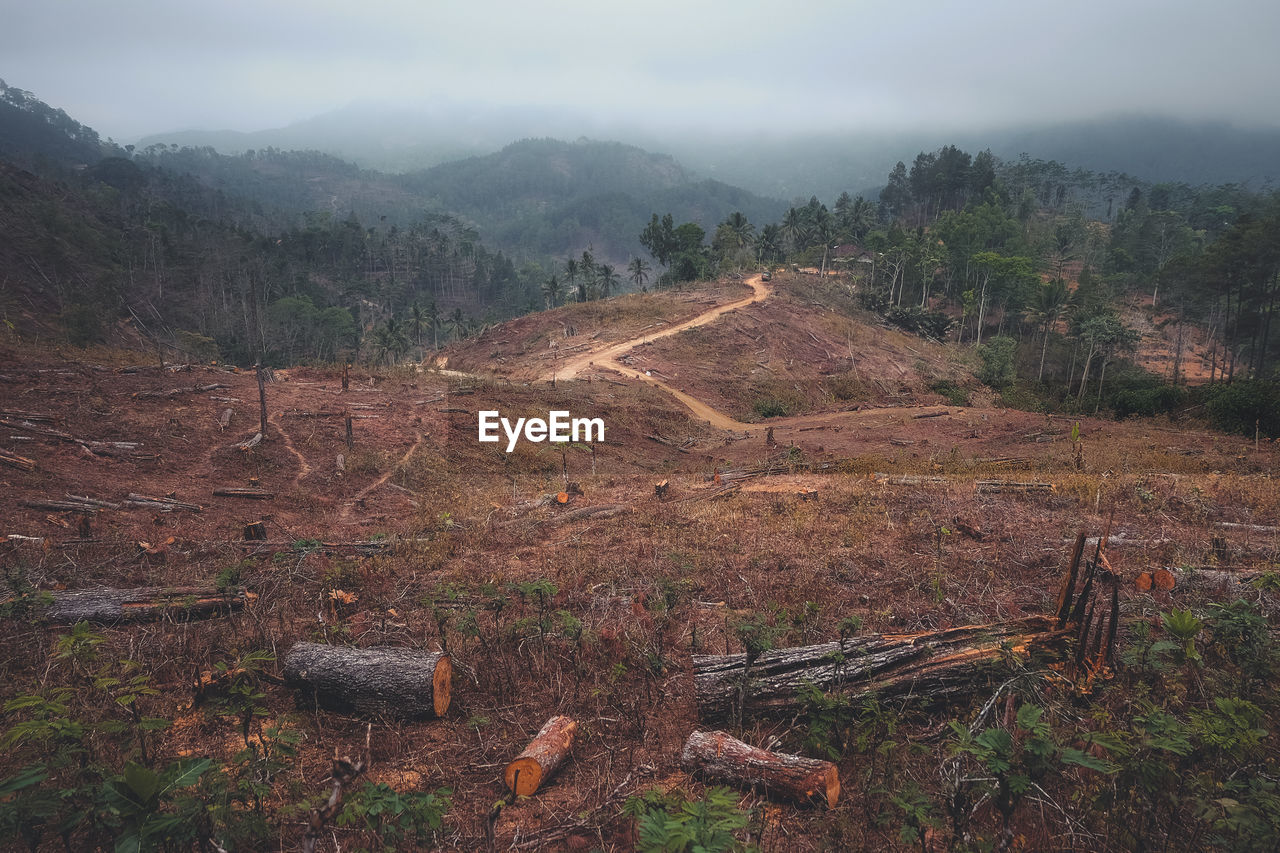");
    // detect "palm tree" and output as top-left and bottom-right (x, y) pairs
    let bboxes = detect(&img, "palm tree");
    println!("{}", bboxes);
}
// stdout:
(422, 299), (440, 351)
(848, 196), (877, 242)
(628, 257), (650, 290)
(579, 250), (595, 302)
(723, 211), (756, 247)
(813, 207), (836, 275)
(446, 308), (468, 342)
(781, 207), (804, 257)
(597, 263), (620, 298)
(541, 275), (563, 309)
(409, 302), (424, 350)
(564, 257), (578, 298)
(371, 316), (409, 365)
(1030, 279), (1071, 381)
(756, 224), (783, 264)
